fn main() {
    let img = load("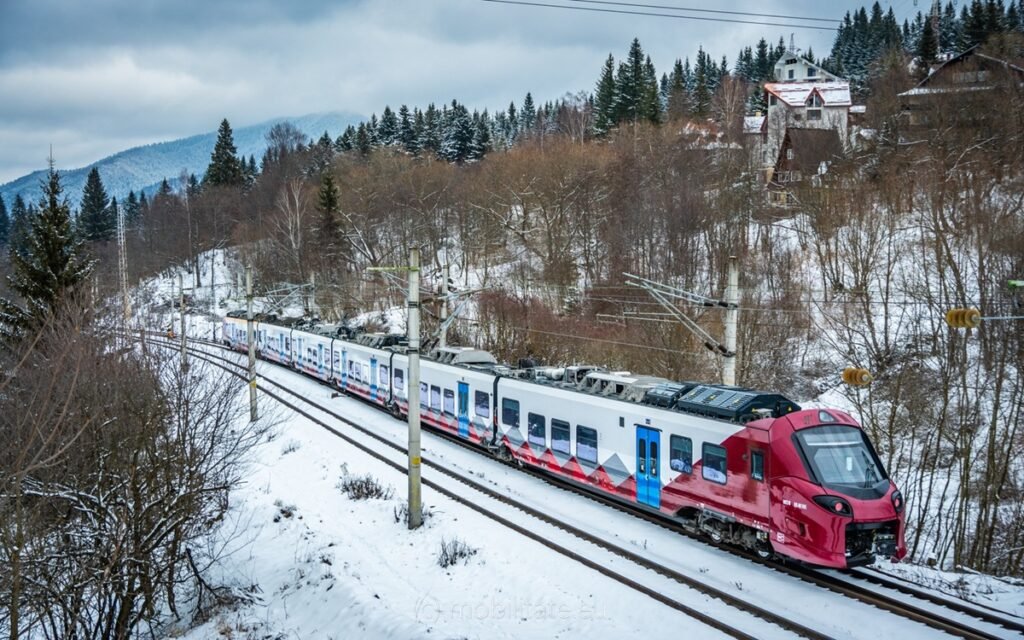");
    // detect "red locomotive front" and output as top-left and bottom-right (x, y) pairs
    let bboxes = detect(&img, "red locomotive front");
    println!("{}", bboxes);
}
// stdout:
(767, 409), (908, 568)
